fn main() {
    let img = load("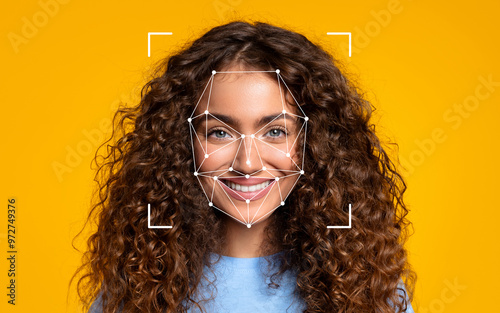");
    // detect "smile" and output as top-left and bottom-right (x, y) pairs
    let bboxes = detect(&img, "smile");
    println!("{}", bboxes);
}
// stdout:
(218, 177), (276, 202)
(226, 180), (271, 192)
